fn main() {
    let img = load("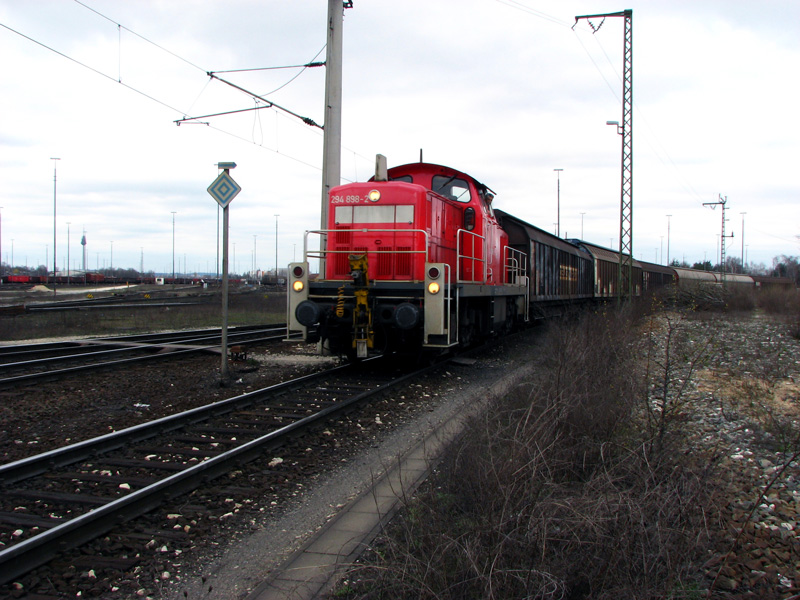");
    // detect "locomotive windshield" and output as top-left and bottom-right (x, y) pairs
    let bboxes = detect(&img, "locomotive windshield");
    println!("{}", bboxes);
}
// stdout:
(432, 175), (471, 203)
(334, 205), (414, 224)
